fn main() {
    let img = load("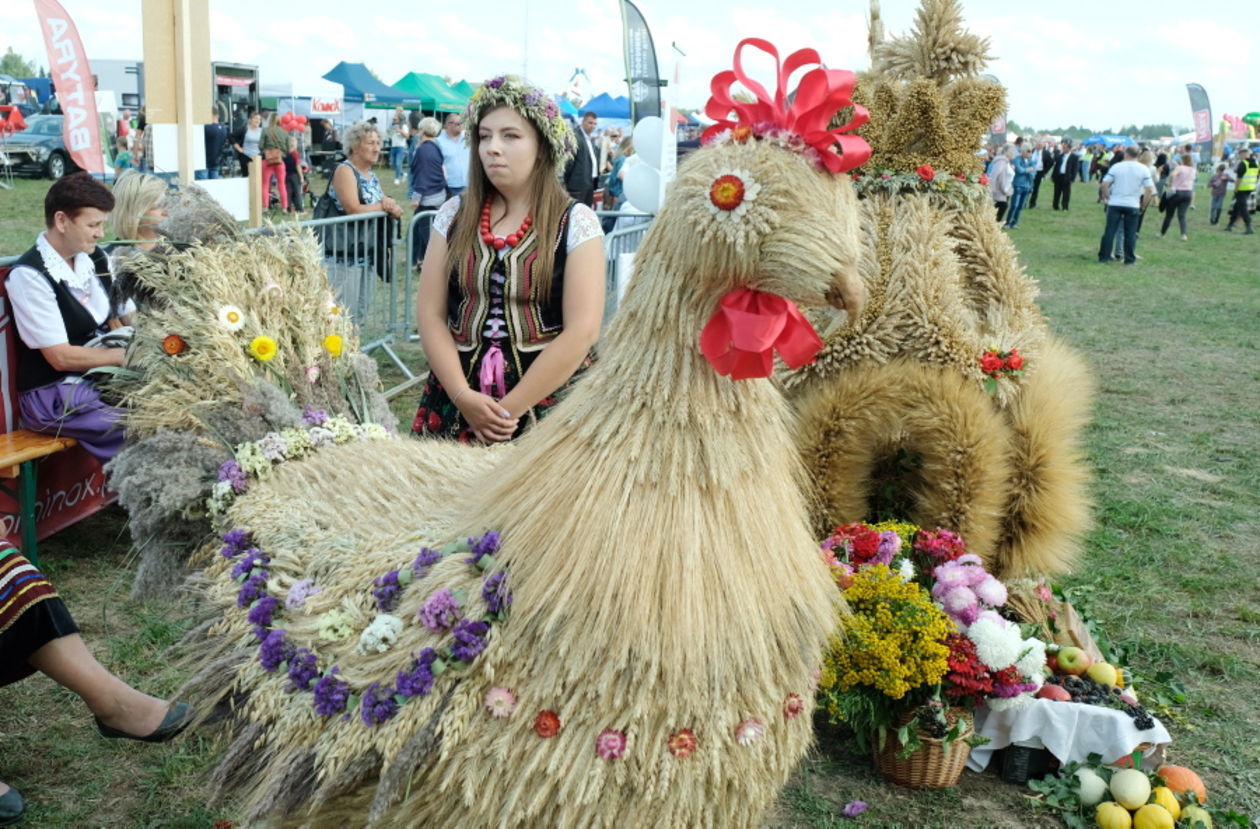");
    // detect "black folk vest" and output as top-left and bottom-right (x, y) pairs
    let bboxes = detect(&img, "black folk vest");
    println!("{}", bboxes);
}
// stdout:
(9, 245), (114, 392)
